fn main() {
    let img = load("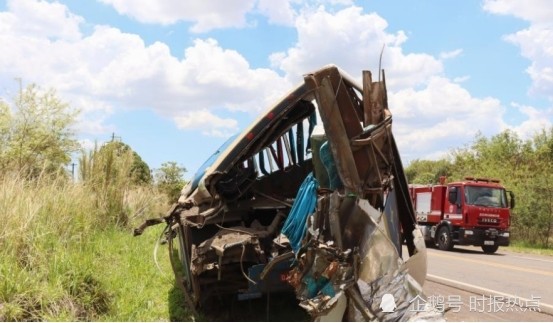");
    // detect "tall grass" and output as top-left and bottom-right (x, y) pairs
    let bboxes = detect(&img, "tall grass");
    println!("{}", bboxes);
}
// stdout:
(506, 240), (553, 257)
(0, 152), (178, 320)
(79, 142), (140, 227)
